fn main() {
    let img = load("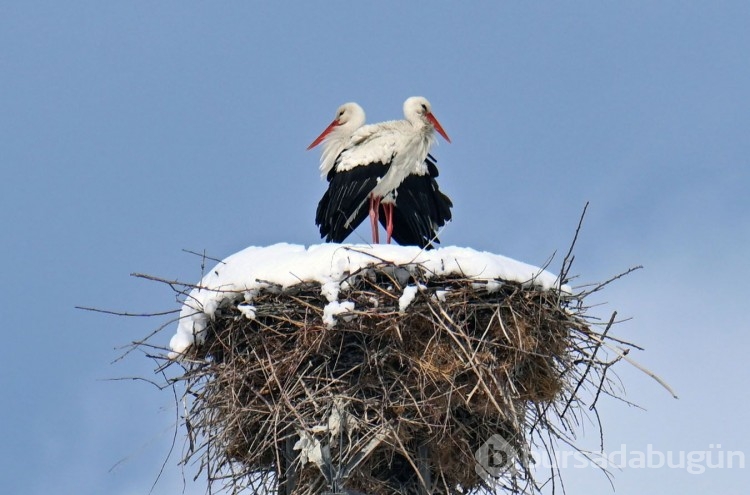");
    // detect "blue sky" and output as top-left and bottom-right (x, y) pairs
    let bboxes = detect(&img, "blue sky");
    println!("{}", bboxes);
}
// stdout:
(2, 2), (748, 493)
